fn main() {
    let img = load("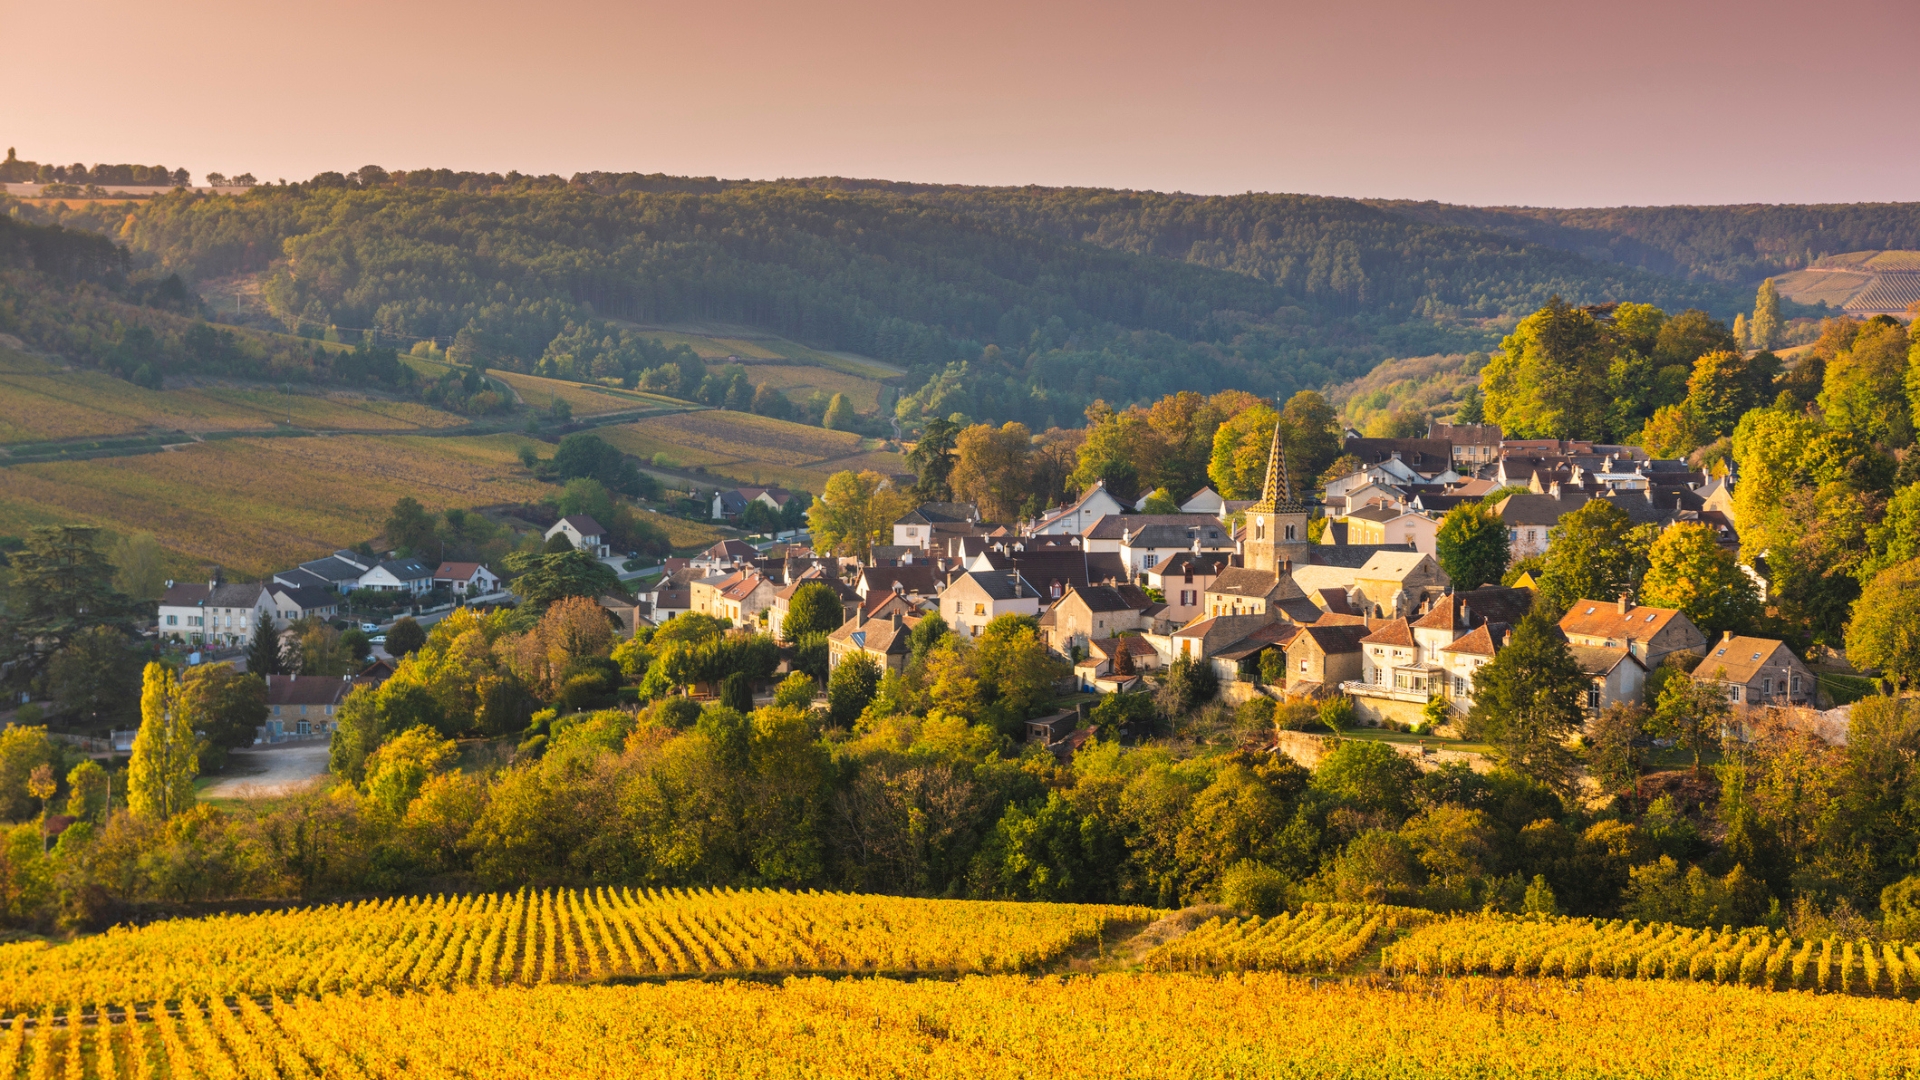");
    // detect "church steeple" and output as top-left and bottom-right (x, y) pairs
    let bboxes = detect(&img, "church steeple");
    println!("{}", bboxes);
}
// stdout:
(1250, 424), (1302, 513)
(1243, 422), (1310, 574)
